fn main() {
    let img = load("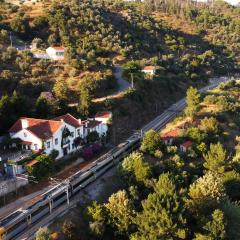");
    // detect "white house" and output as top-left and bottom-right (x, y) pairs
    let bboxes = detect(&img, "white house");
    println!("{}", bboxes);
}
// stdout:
(83, 119), (108, 139)
(46, 46), (65, 61)
(95, 112), (112, 124)
(142, 66), (156, 75)
(180, 141), (192, 153)
(192, 0), (240, 6)
(161, 129), (181, 145)
(9, 114), (108, 160)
